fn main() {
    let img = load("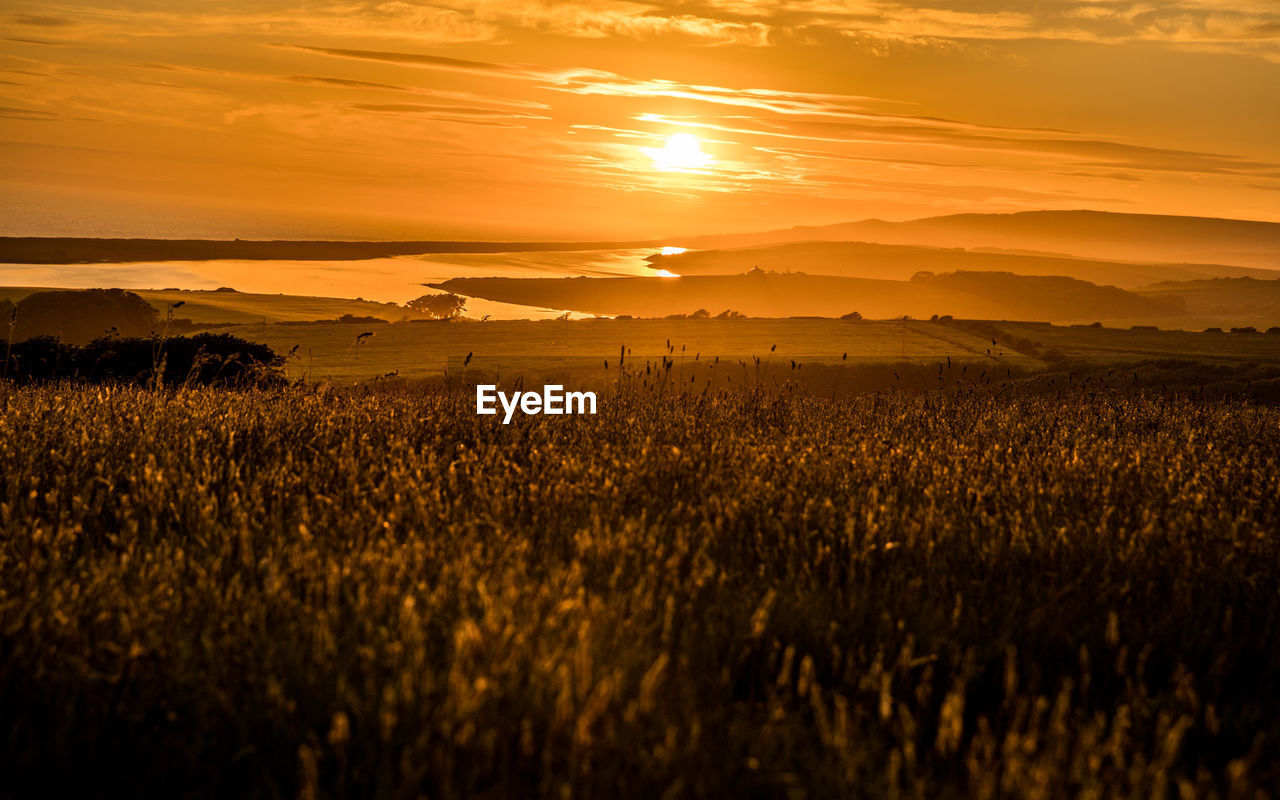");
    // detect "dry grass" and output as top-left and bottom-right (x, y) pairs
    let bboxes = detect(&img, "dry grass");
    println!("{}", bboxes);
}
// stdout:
(1, 382), (1278, 798)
